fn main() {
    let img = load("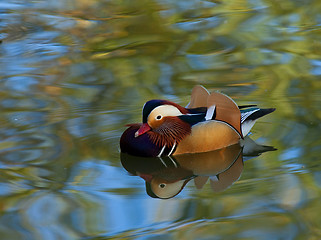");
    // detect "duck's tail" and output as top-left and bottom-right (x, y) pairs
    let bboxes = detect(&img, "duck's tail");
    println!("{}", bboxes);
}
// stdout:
(241, 108), (276, 136)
